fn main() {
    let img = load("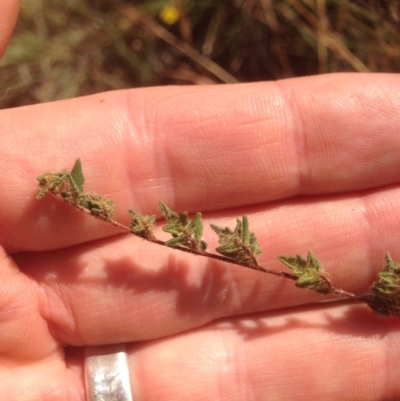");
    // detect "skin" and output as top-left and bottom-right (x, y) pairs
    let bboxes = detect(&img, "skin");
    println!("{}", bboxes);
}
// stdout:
(0, 0), (19, 57)
(1, 2), (400, 400)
